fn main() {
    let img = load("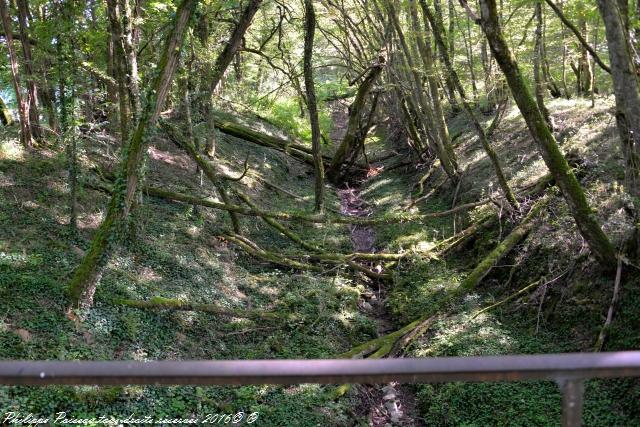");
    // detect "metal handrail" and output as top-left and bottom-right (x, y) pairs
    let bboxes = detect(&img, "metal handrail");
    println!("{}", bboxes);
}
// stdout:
(2, 352), (640, 426)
